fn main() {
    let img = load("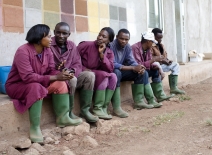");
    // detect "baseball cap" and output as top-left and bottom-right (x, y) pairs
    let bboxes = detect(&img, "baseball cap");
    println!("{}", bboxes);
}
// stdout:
(141, 32), (158, 44)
